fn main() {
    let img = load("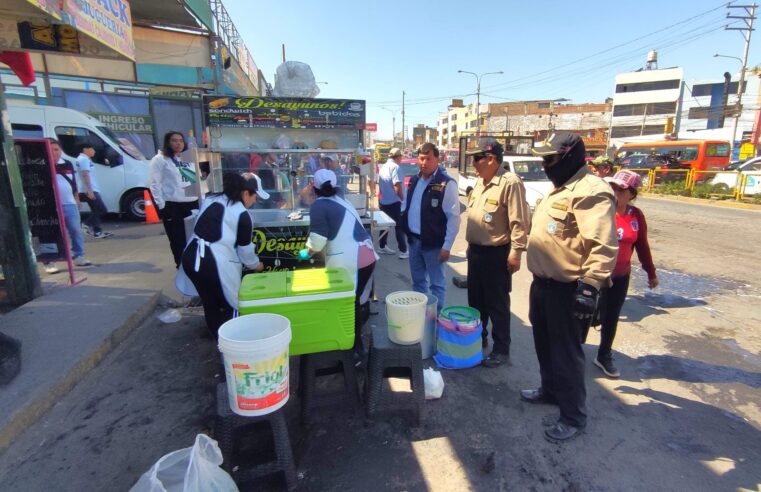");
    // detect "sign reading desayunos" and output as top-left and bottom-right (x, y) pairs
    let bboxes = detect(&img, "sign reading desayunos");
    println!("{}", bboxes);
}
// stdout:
(204, 96), (366, 130)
